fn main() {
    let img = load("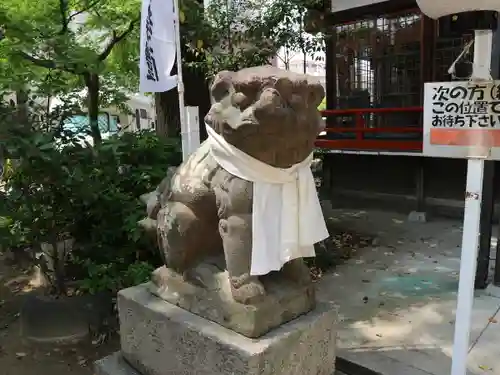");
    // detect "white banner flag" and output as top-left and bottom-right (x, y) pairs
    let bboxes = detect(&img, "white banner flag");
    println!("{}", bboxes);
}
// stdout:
(139, 0), (178, 93)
